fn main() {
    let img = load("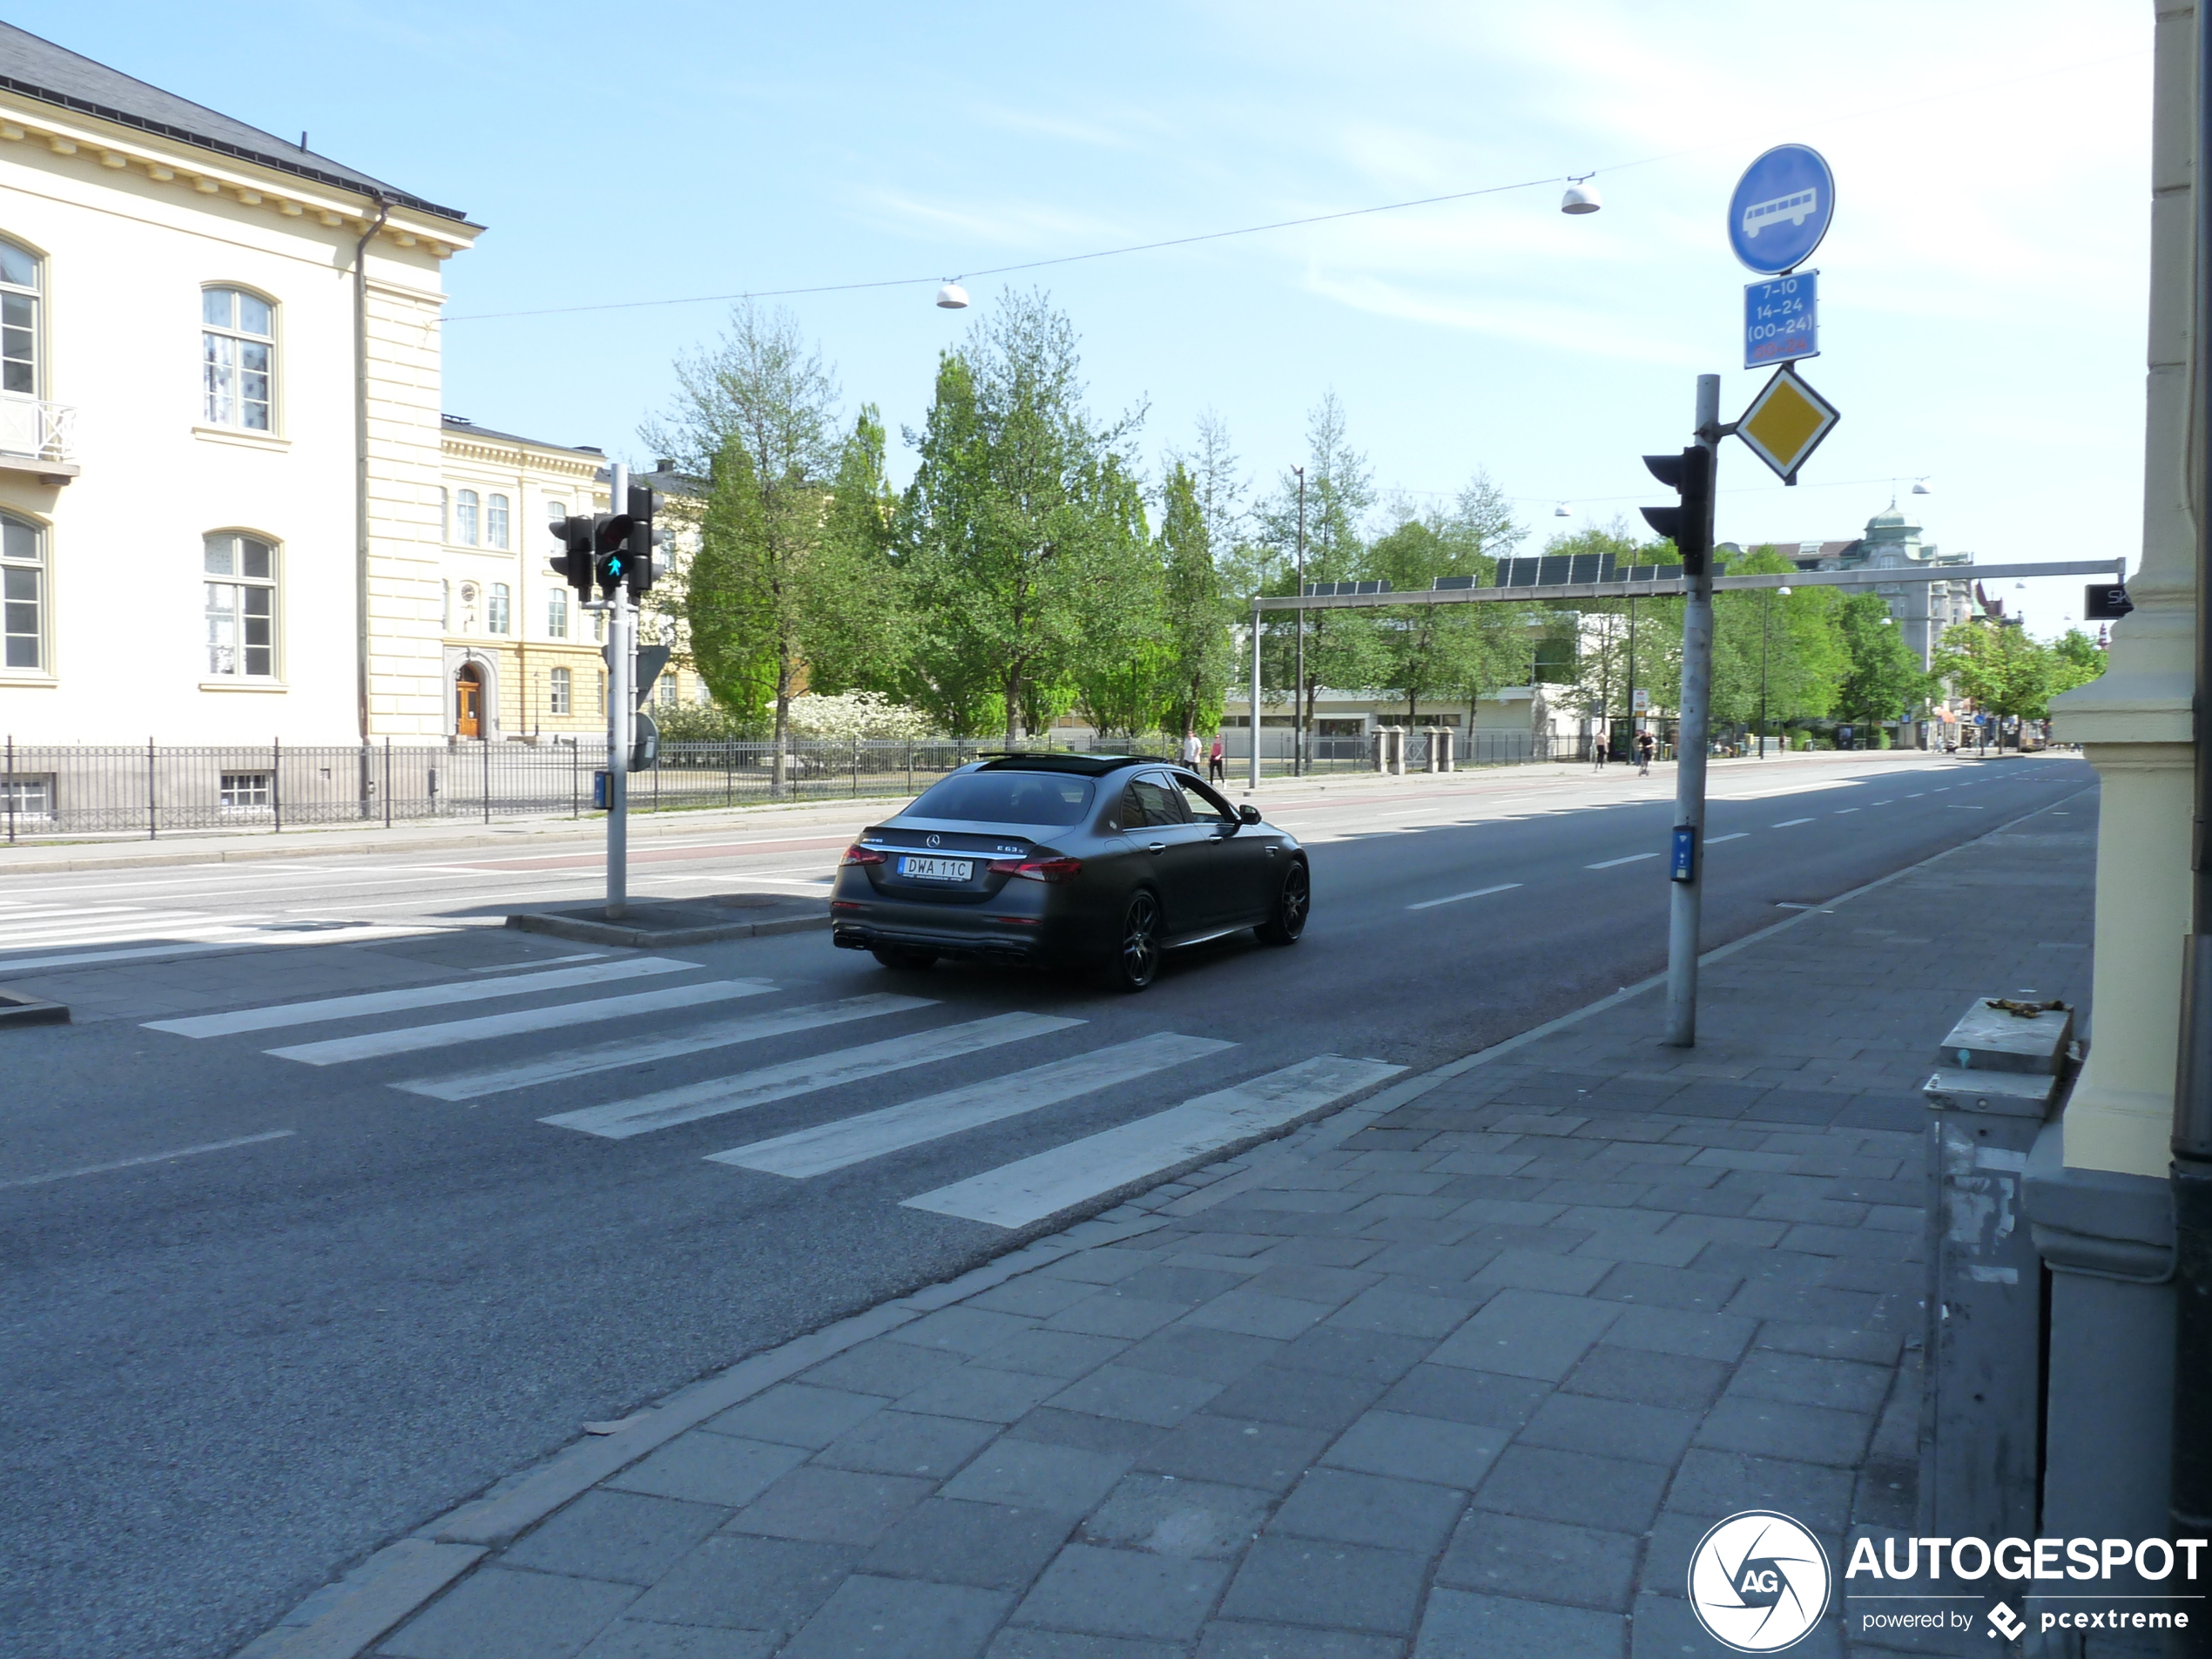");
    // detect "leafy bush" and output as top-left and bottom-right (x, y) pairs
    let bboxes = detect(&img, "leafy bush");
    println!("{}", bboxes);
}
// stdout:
(785, 691), (936, 741)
